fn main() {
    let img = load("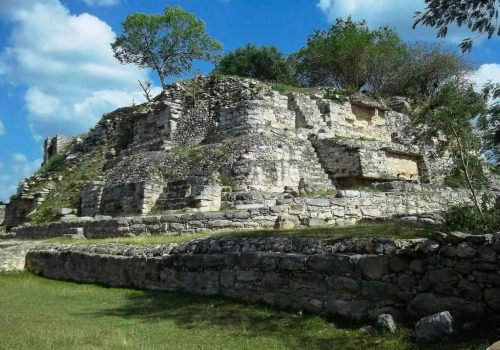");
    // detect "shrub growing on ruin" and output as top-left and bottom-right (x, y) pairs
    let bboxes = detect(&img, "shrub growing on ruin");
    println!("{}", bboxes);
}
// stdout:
(445, 204), (500, 234)
(213, 44), (294, 84)
(292, 18), (472, 99)
(111, 6), (223, 90)
(293, 17), (409, 95)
